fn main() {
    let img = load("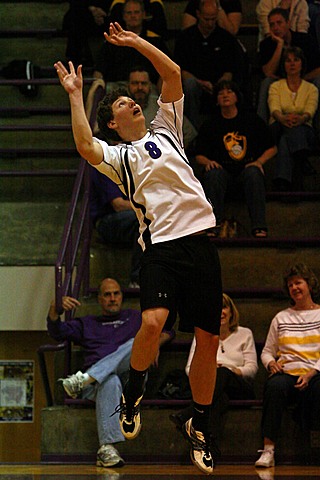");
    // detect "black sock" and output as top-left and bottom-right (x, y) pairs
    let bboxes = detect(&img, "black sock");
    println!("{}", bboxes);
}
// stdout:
(192, 402), (211, 433)
(126, 366), (148, 403)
